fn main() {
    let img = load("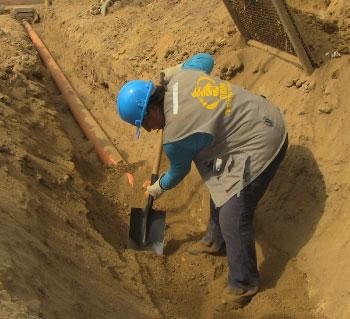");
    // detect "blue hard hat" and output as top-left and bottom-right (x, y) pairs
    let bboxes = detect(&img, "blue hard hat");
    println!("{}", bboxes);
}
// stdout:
(182, 53), (214, 74)
(116, 80), (154, 137)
